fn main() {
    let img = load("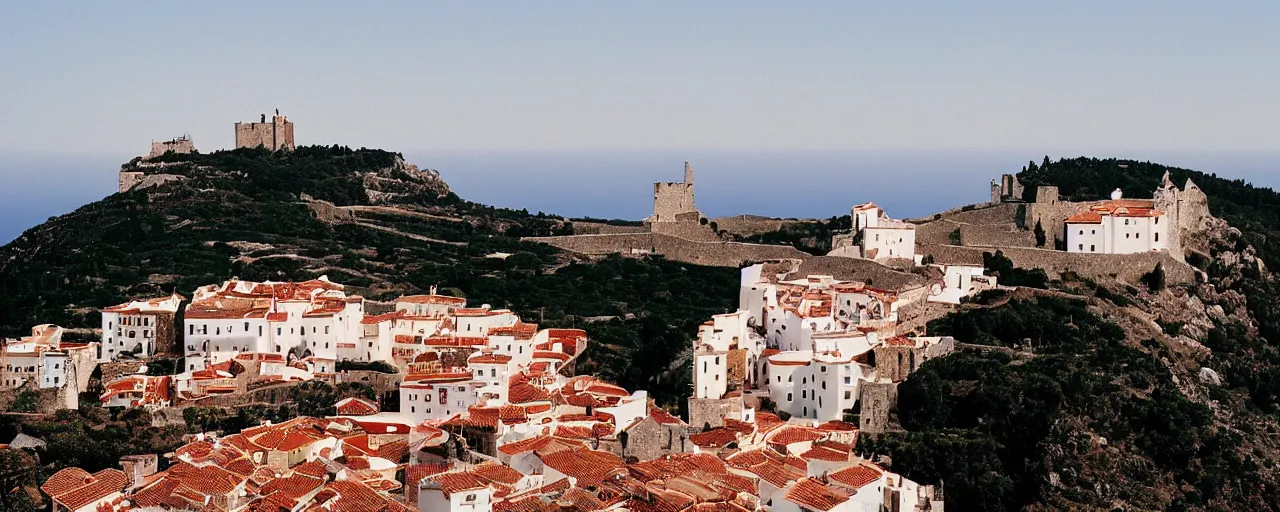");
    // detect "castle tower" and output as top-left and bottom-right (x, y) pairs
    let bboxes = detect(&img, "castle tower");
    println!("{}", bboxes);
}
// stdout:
(235, 110), (295, 151)
(650, 161), (700, 223)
